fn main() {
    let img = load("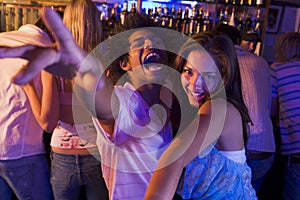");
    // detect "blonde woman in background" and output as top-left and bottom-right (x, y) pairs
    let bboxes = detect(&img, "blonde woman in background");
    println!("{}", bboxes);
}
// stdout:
(23, 0), (108, 199)
(50, 0), (108, 199)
